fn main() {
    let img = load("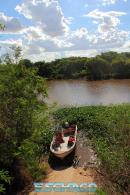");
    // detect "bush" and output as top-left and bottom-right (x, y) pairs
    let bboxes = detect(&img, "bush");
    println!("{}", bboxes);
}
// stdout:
(0, 170), (11, 193)
(0, 64), (53, 193)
